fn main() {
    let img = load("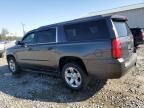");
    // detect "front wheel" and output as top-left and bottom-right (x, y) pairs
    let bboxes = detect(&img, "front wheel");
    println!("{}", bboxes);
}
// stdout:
(62, 63), (89, 91)
(8, 57), (20, 75)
